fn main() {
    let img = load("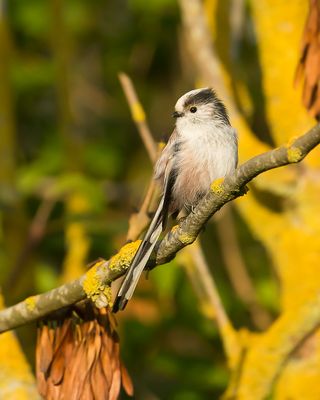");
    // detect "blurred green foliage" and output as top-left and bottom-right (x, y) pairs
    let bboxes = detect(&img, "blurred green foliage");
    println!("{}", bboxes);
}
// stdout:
(0, 0), (278, 398)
